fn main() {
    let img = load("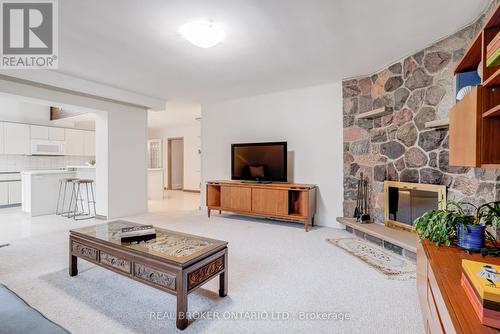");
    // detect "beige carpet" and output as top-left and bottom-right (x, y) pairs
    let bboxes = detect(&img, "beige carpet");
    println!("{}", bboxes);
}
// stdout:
(0, 210), (424, 333)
